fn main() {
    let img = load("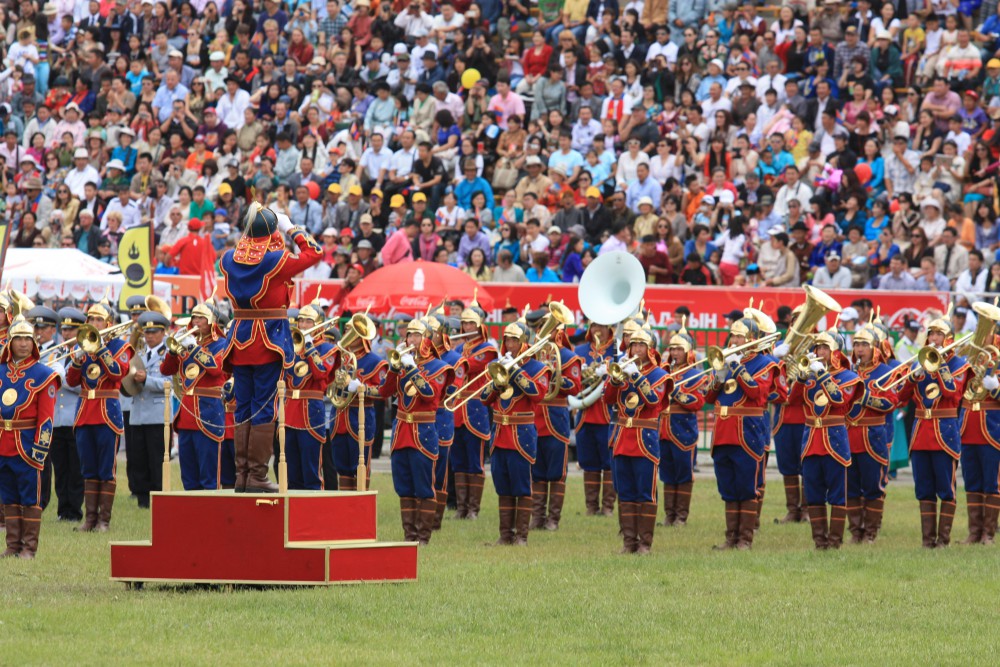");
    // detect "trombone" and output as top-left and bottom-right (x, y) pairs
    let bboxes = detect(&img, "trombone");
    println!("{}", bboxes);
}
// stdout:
(444, 301), (574, 412)
(875, 334), (971, 392)
(677, 332), (783, 383)
(45, 321), (135, 364)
